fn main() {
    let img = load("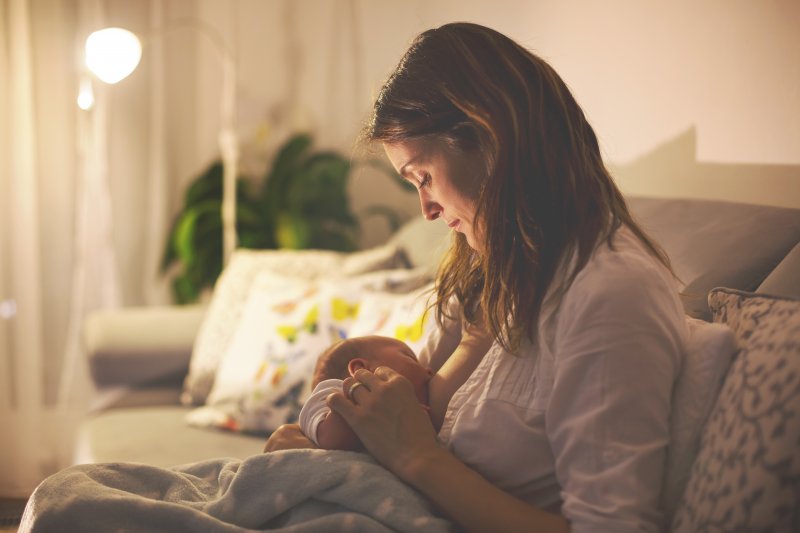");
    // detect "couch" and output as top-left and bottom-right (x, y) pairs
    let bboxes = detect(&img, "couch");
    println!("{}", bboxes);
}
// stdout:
(75, 196), (800, 531)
